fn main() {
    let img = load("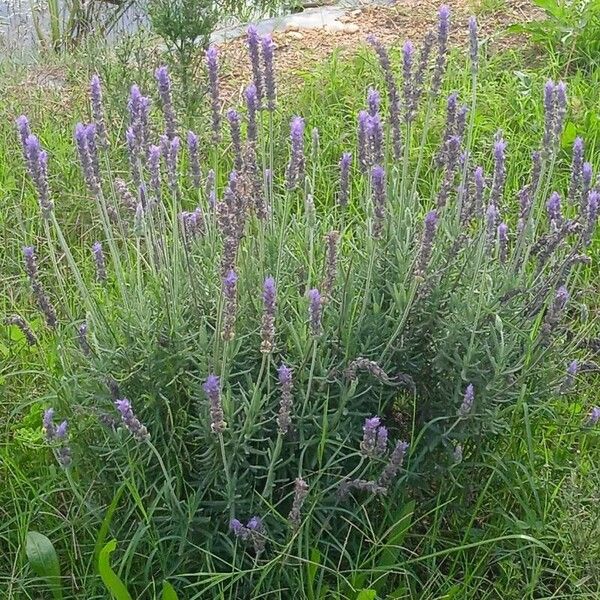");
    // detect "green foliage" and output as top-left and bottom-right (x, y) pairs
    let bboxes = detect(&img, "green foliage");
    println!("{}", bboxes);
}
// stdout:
(25, 531), (63, 600)
(98, 540), (133, 600)
(511, 0), (600, 70)
(0, 15), (599, 600)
